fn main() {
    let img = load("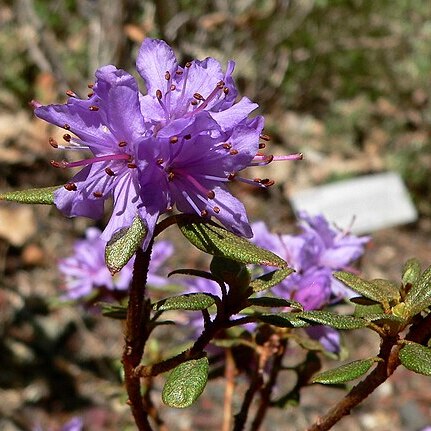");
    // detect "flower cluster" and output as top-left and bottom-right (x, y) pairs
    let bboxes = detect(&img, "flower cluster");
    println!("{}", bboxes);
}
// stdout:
(58, 227), (173, 300)
(252, 212), (369, 308)
(251, 212), (369, 352)
(34, 38), (300, 249)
